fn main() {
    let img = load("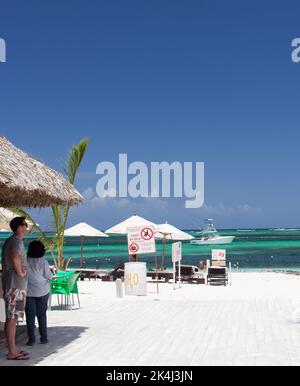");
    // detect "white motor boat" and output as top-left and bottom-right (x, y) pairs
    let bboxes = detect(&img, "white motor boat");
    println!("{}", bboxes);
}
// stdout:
(190, 219), (235, 245)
